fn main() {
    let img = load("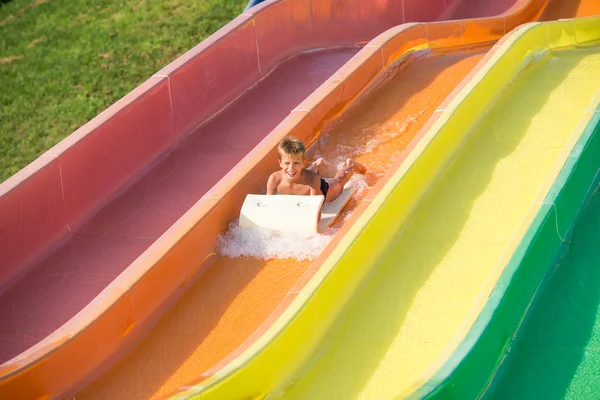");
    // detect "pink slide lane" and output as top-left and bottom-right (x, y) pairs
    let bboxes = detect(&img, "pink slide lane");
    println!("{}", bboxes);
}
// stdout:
(0, 0), (519, 397)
